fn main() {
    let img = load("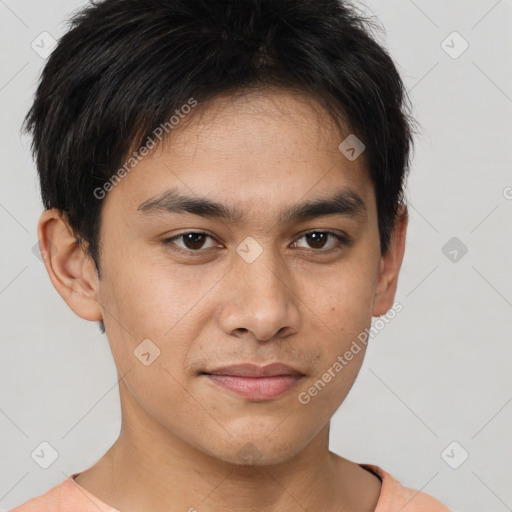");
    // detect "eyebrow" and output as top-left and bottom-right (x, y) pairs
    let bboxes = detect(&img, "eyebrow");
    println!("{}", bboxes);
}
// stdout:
(137, 186), (367, 224)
